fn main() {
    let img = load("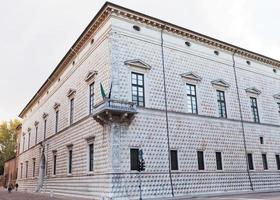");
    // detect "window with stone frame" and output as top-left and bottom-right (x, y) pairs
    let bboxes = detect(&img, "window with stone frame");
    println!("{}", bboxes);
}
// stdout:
(89, 83), (95, 114)
(88, 143), (94, 172)
(43, 119), (47, 139)
(217, 90), (227, 118)
(186, 84), (198, 114)
(278, 103), (280, 117)
(28, 130), (31, 149)
(250, 97), (260, 123)
(35, 125), (38, 145)
(25, 161), (28, 178)
(20, 163), (23, 179)
(68, 147), (73, 174)
(55, 110), (59, 134)
(32, 158), (36, 177)
(70, 98), (74, 125)
(53, 151), (57, 175)
(131, 72), (145, 107)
